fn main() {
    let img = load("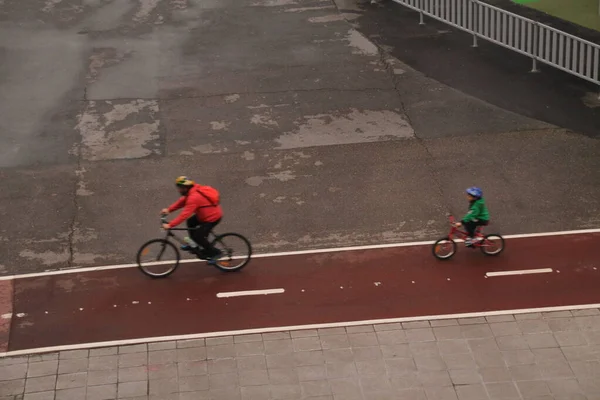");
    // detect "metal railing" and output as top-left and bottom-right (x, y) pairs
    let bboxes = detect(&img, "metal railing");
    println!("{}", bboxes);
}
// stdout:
(393, 0), (600, 95)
